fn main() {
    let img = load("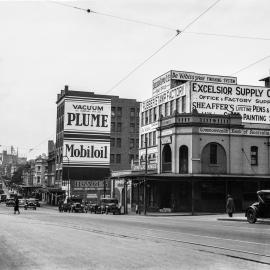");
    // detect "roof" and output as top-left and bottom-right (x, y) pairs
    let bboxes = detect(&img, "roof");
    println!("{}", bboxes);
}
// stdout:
(257, 190), (270, 194)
